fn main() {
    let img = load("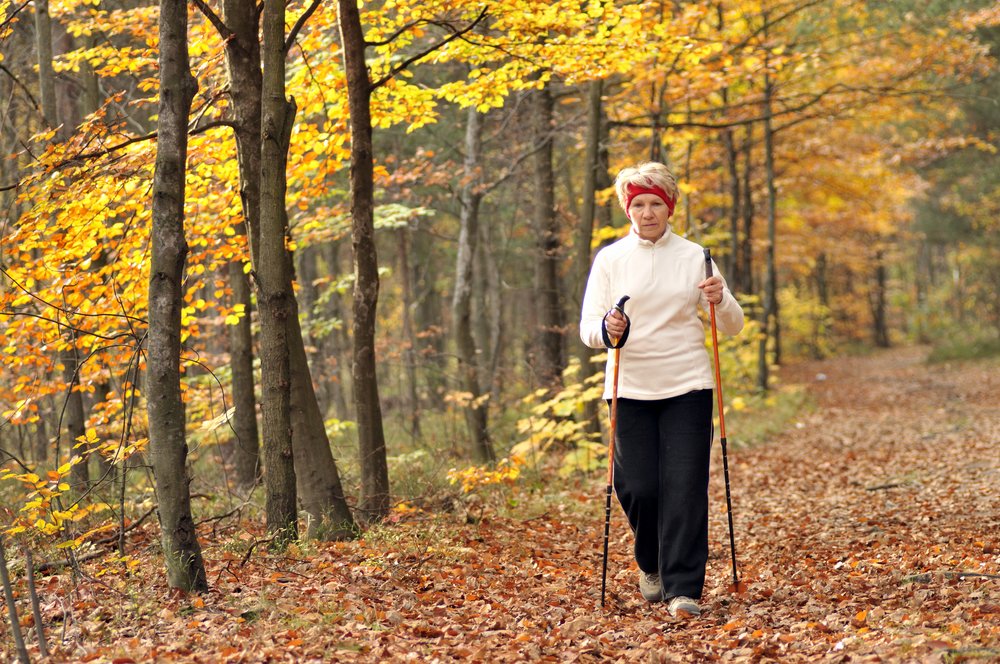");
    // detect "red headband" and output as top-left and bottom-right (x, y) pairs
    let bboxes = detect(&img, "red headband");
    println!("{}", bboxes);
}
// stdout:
(624, 183), (676, 218)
